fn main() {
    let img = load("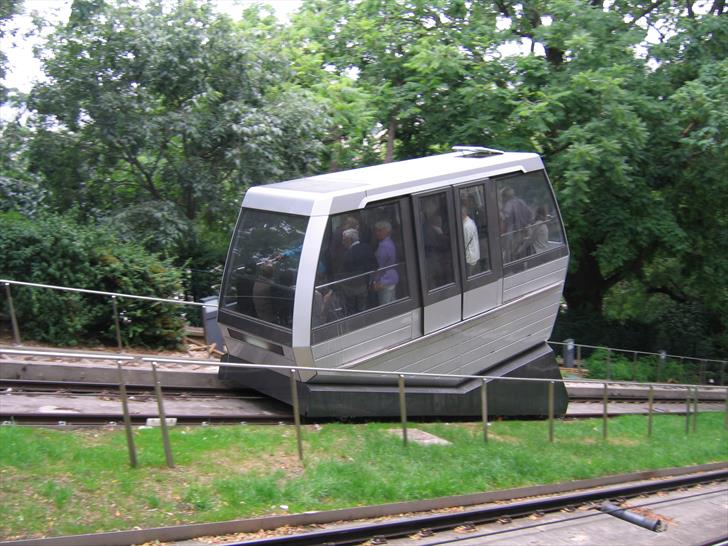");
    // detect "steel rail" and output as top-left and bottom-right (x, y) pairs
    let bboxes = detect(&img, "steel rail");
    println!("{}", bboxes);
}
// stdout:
(427, 487), (728, 546)
(2, 463), (724, 546)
